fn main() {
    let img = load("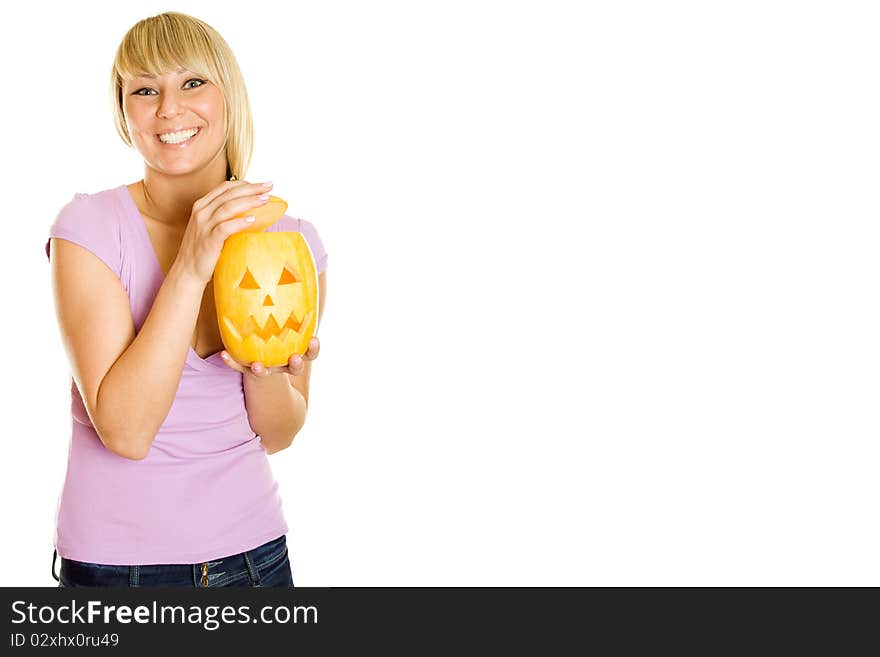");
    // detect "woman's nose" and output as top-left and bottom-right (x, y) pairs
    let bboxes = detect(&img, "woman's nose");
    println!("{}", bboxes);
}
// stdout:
(157, 92), (184, 118)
